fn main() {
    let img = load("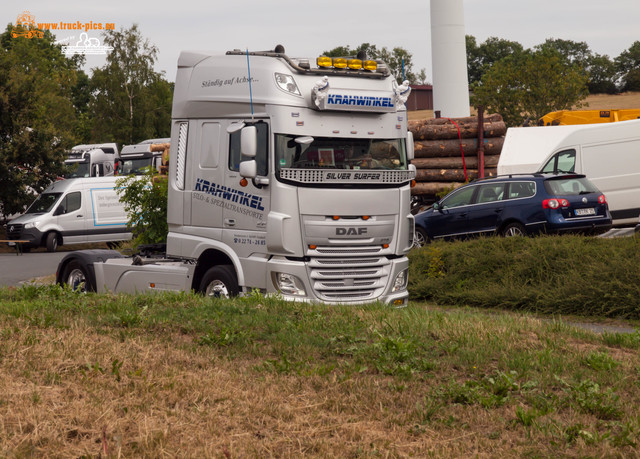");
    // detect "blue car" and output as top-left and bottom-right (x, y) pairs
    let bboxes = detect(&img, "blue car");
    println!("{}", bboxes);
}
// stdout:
(413, 174), (612, 246)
